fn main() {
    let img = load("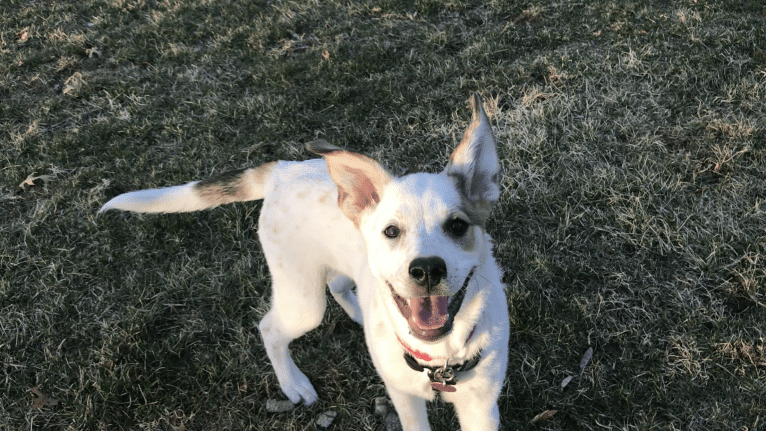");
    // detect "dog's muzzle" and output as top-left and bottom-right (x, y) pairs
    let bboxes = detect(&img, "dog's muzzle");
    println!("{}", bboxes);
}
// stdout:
(388, 268), (475, 341)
